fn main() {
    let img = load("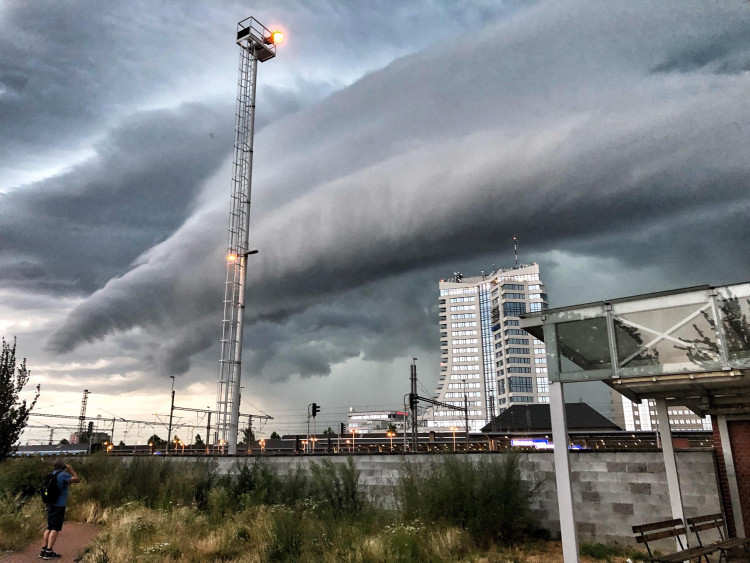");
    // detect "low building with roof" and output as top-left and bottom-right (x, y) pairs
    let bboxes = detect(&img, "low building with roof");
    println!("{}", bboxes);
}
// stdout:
(480, 402), (620, 433)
